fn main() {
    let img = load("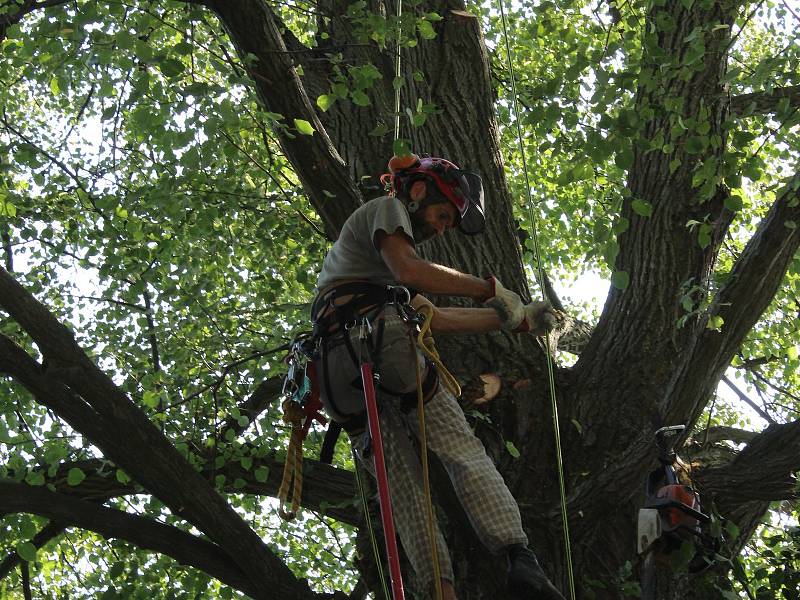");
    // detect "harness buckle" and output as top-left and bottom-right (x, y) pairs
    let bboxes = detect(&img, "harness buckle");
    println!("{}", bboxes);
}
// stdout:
(387, 285), (411, 306)
(358, 316), (372, 339)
